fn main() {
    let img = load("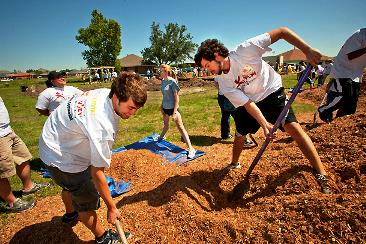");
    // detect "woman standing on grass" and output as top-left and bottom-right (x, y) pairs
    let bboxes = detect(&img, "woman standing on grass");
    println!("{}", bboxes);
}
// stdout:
(157, 64), (196, 159)
(36, 71), (83, 116)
